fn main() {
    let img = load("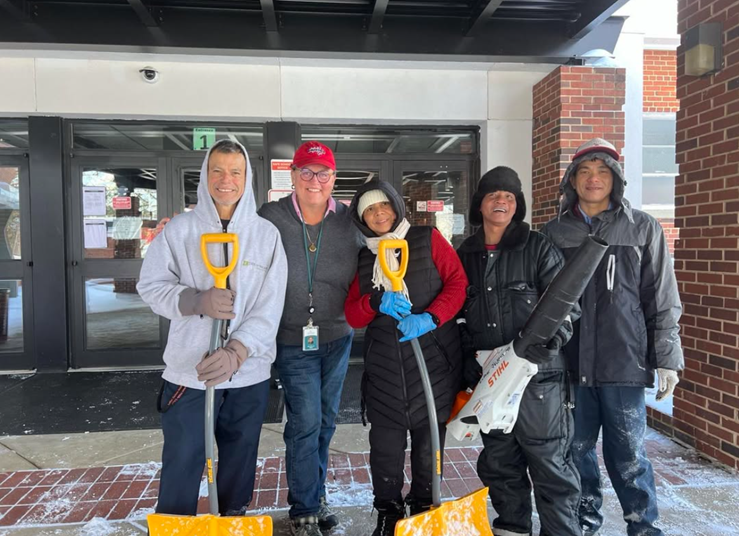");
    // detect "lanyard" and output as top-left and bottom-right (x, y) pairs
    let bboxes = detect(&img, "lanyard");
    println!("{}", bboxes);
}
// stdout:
(301, 217), (325, 318)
